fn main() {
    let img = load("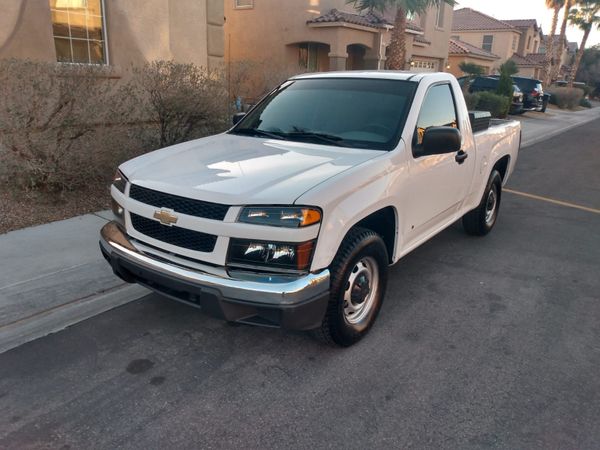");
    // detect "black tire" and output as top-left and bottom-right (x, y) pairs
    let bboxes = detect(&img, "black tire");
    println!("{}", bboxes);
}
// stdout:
(462, 170), (502, 236)
(314, 227), (389, 347)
